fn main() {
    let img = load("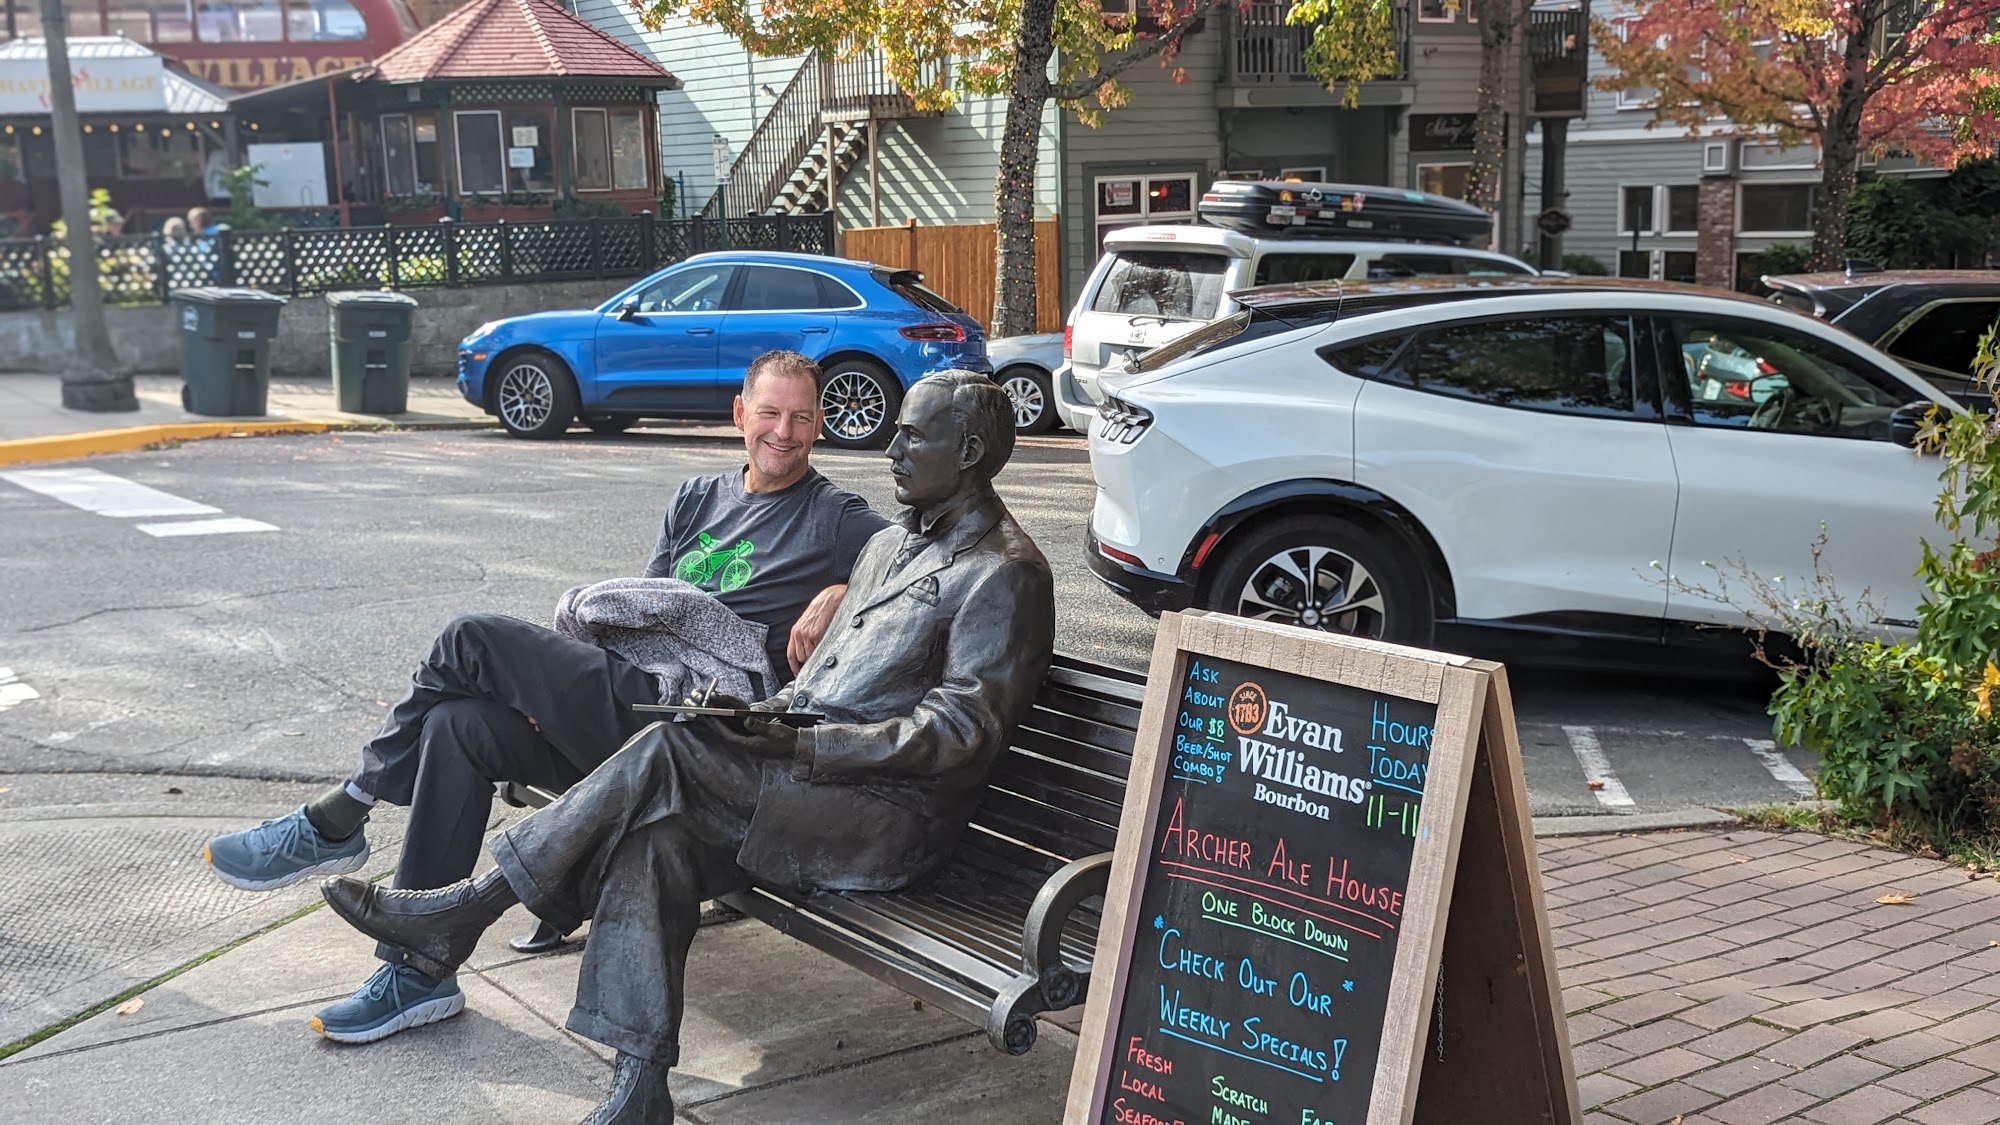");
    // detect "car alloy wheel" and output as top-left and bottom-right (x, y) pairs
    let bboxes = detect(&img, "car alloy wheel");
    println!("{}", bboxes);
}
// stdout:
(499, 362), (556, 433)
(823, 370), (887, 441)
(1232, 544), (1389, 638)
(1003, 373), (1046, 429)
